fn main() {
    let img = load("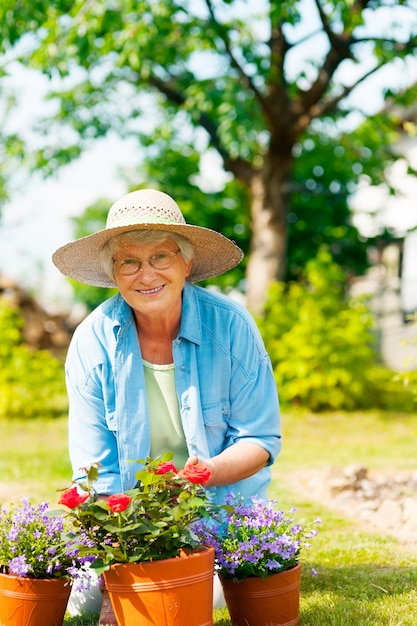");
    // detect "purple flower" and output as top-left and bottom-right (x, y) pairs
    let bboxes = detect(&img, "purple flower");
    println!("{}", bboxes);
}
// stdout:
(9, 555), (30, 577)
(0, 498), (93, 585)
(7, 527), (19, 542)
(266, 559), (282, 570)
(193, 492), (320, 580)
